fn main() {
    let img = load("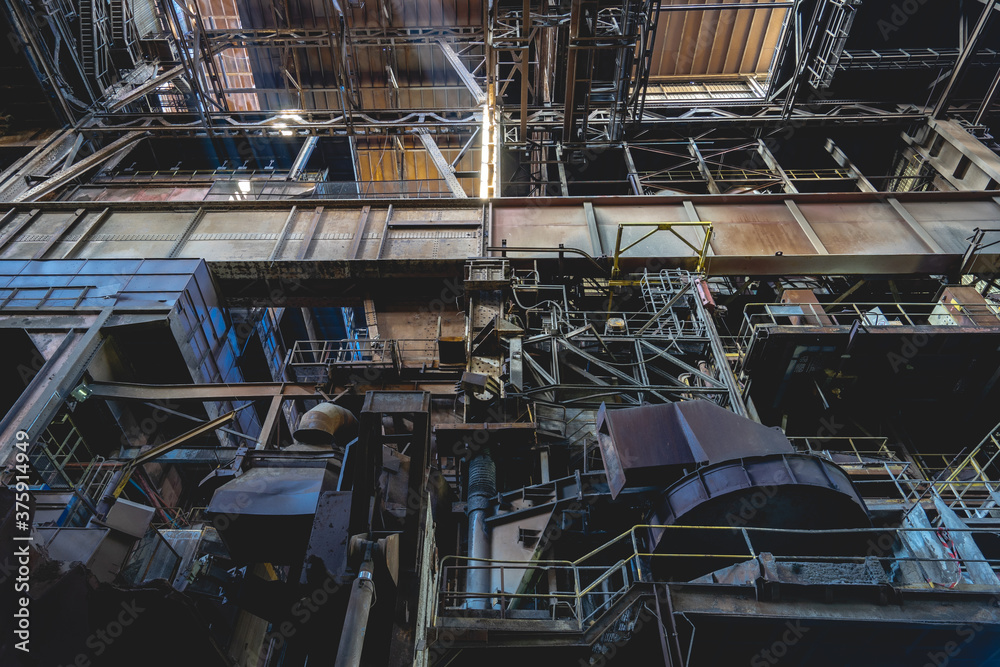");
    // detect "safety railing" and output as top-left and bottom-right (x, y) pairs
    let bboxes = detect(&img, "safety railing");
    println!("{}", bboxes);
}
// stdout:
(522, 309), (708, 339)
(892, 423), (1000, 518)
(611, 223), (713, 278)
(76, 458), (121, 504)
(636, 167), (853, 183)
(897, 479), (1000, 519)
(313, 179), (459, 199)
(286, 338), (442, 375)
(288, 338), (397, 368)
(787, 435), (895, 463)
(437, 524), (1000, 630)
(150, 505), (210, 528)
(742, 300), (1000, 338)
(97, 168), (313, 182)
